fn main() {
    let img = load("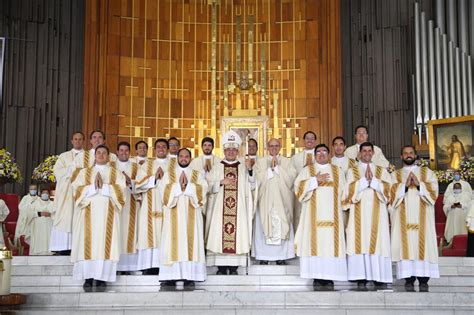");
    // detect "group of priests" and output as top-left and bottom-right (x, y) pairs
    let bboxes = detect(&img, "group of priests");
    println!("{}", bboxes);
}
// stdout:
(34, 125), (443, 292)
